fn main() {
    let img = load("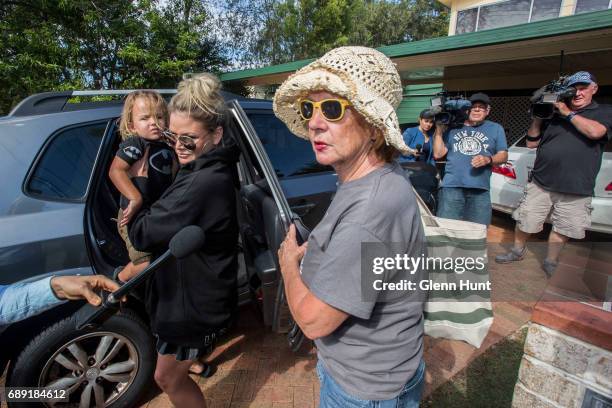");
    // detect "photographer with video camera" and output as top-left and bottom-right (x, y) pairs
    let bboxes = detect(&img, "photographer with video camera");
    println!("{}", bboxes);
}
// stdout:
(432, 92), (508, 226)
(496, 71), (612, 277)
